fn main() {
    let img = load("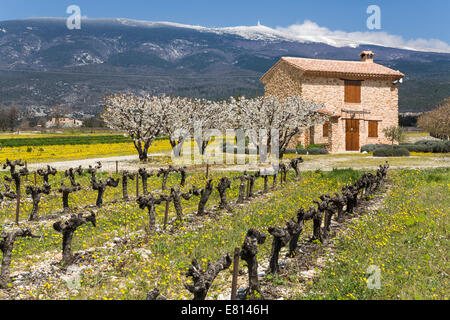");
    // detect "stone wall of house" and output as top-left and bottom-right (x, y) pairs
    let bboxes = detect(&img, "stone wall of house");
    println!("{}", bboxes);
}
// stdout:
(359, 79), (399, 147)
(300, 76), (344, 113)
(263, 64), (400, 152)
(312, 123), (329, 145)
(264, 61), (306, 150)
(263, 61), (303, 99)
